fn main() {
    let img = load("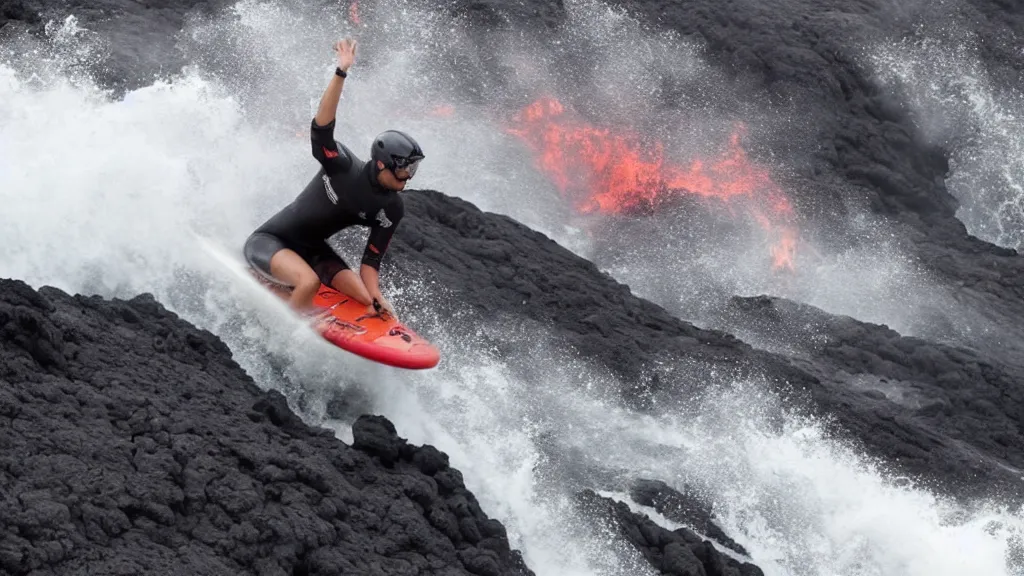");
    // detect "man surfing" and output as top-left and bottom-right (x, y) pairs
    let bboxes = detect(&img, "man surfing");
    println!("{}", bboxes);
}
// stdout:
(243, 38), (425, 320)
